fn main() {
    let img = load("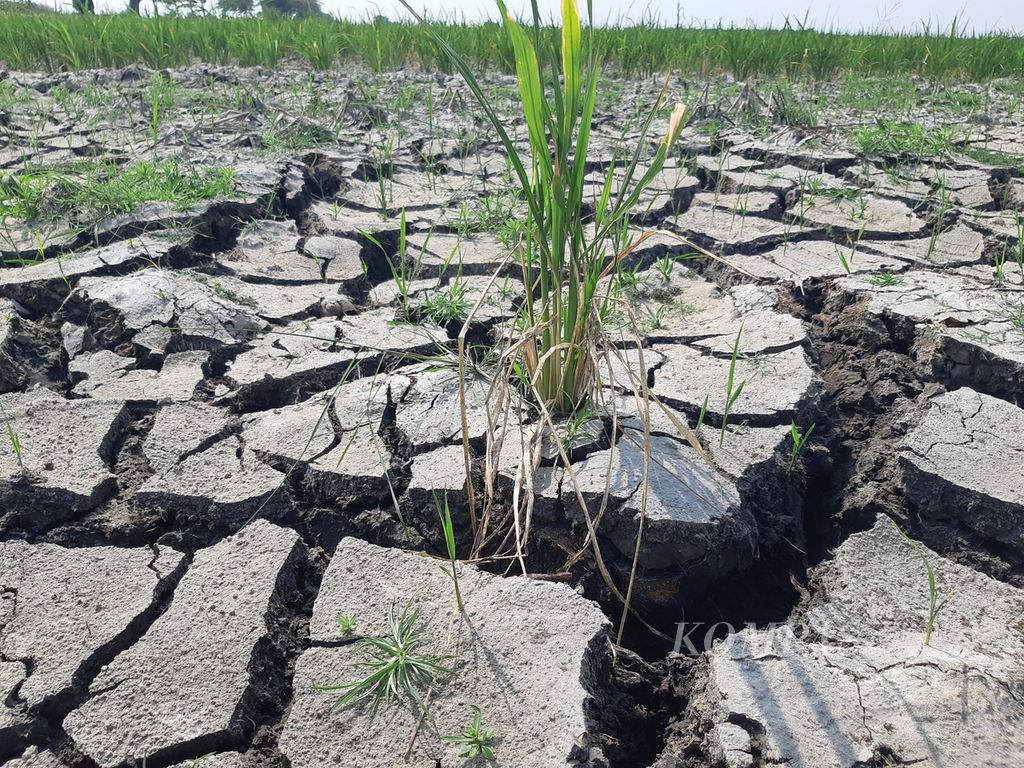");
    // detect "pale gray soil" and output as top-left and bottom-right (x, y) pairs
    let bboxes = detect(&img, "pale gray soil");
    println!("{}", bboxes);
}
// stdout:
(1, 65), (1023, 767)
